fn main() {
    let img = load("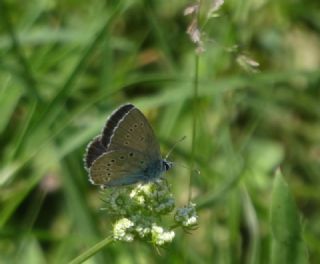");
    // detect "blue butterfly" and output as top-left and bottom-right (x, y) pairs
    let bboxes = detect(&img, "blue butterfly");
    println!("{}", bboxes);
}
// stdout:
(84, 104), (172, 187)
